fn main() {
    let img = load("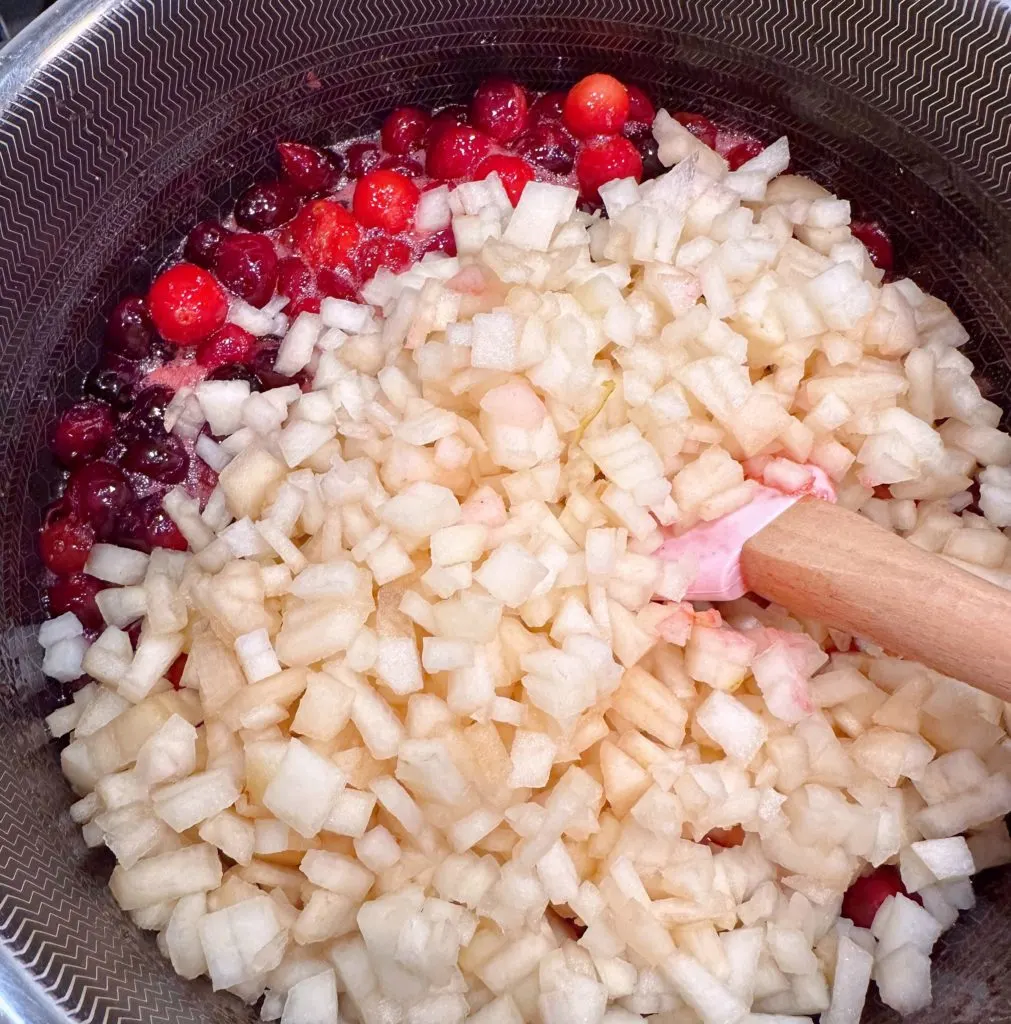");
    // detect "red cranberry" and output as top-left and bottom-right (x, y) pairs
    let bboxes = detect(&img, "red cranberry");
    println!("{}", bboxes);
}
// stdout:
(470, 78), (529, 142)
(674, 112), (718, 149)
(113, 499), (152, 552)
(851, 220), (894, 273)
(530, 91), (566, 123)
(119, 385), (174, 441)
(65, 461), (132, 539)
(563, 74), (630, 138)
(346, 142), (381, 179)
(377, 155), (424, 177)
(353, 171), (420, 233)
(287, 296), (323, 318)
(104, 296), (156, 360)
(475, 155), (536, 205)
(39, 506), (95, 575)
(214, 233), (278, 308)
(515, 122), (577, 175)
(726, 139), (765, 170)
(166, 653), (187, 689)
(206, 363), (263, 391)
(145, 499), (189, 551)
(234, 180), (301, 232)
(292, 200), (363, 272)
(278, 142), (344, 194)
(625, 84), (655, 126)
(381, 106), (432, 155)
(147, 263), (228, 345)
(842, 865), (921, 928)
(624, 124), (664, 181)
(426, 125), (492, 180)
(317, 269), (358, 301)
(183, 220), (231, 270)
(123, 434), (189, 484)
(251, 340), (299, 391)
(52, 401), (115, 467)
(355, 235), (412, 283)
(419, 227), (456, 258)
(575, 135), (643, 202)
(86, 362), (136, 410)
(47, 574), (108, 631)
(196, 323), (258, 368)
(277, 256), (315, 306)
